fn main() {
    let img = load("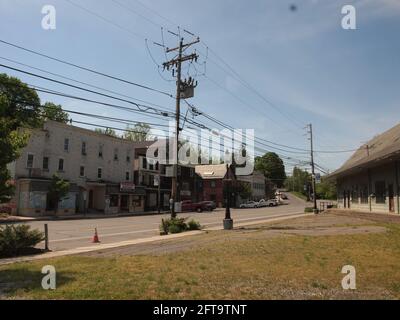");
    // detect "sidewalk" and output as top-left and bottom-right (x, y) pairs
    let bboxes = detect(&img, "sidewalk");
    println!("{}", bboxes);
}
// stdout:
(0, 210), (172, 224)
